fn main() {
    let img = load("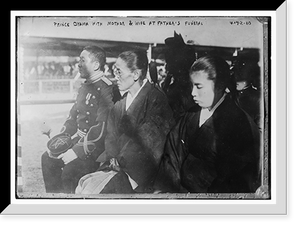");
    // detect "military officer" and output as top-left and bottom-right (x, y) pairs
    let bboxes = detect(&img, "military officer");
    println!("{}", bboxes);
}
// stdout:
(41, 46), (118, 194)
